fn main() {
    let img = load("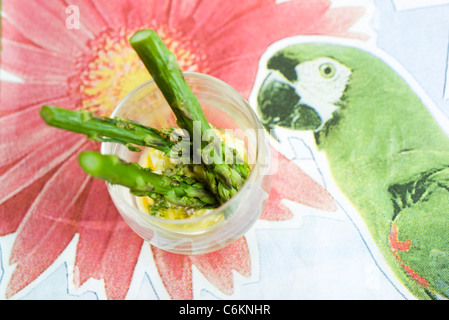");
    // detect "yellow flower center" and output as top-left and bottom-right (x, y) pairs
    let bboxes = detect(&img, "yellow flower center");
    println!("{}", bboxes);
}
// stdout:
(79, 28), (206, 117)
